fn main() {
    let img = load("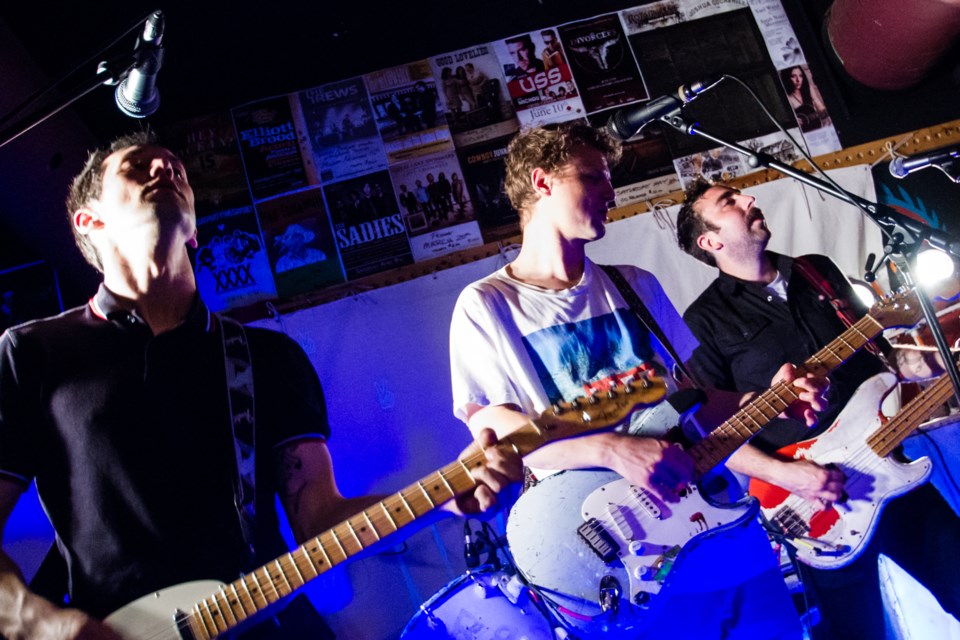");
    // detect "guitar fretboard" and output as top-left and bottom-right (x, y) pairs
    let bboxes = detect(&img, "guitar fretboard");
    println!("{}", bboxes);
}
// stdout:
(690, 313), (885, 476)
